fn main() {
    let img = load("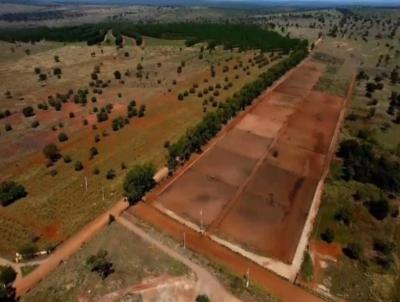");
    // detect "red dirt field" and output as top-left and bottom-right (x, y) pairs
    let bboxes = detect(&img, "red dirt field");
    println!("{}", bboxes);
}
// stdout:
(128, 203), (323, 302)
(153, 58), (345, 265)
